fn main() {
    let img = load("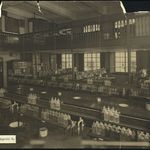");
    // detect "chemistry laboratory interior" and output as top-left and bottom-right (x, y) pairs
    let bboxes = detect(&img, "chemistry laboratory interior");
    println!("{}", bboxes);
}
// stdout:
(0, 0), (150, 149)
